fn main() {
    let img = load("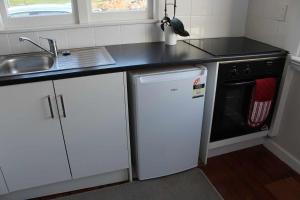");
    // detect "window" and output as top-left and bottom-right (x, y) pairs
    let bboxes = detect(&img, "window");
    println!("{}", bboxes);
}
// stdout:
(89, 0), (153, 22)
(5, 0), (72, 17)
(0, 0), (155, 29)
(0, 0), (75, 28)
(91, 0), (147, 13)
